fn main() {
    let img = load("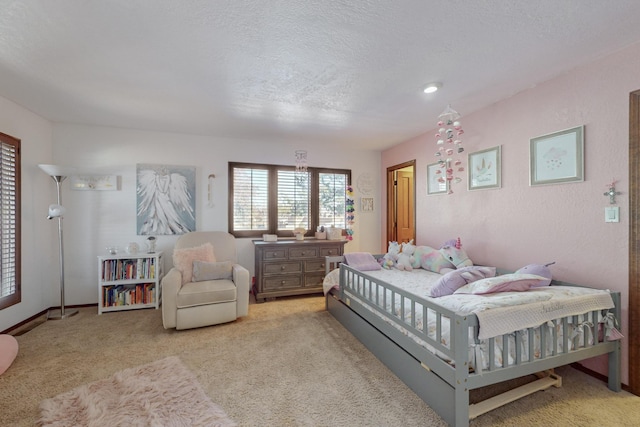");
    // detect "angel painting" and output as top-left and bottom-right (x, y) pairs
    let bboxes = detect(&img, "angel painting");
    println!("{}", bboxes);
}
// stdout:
(136, 164), (196, 235)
